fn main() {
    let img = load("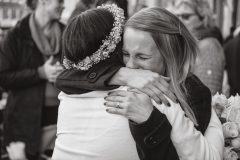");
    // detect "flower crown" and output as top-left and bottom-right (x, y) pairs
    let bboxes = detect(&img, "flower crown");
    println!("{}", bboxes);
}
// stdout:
(63, 4), (125, 70)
